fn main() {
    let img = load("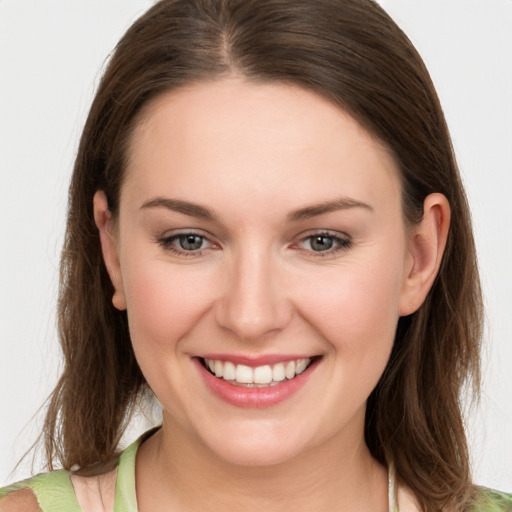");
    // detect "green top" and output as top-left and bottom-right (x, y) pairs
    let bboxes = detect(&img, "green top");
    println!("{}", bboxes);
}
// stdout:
(0, 437), (139, 512)
(475, 489), (512, 512)
(1, 435), (511, 511)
